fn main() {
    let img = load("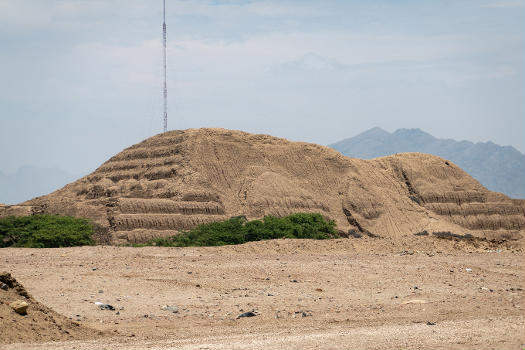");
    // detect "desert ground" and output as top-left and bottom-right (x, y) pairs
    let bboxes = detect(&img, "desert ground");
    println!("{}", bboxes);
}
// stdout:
(1, 237), (524, 349)
(2, 129), (523, 349)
